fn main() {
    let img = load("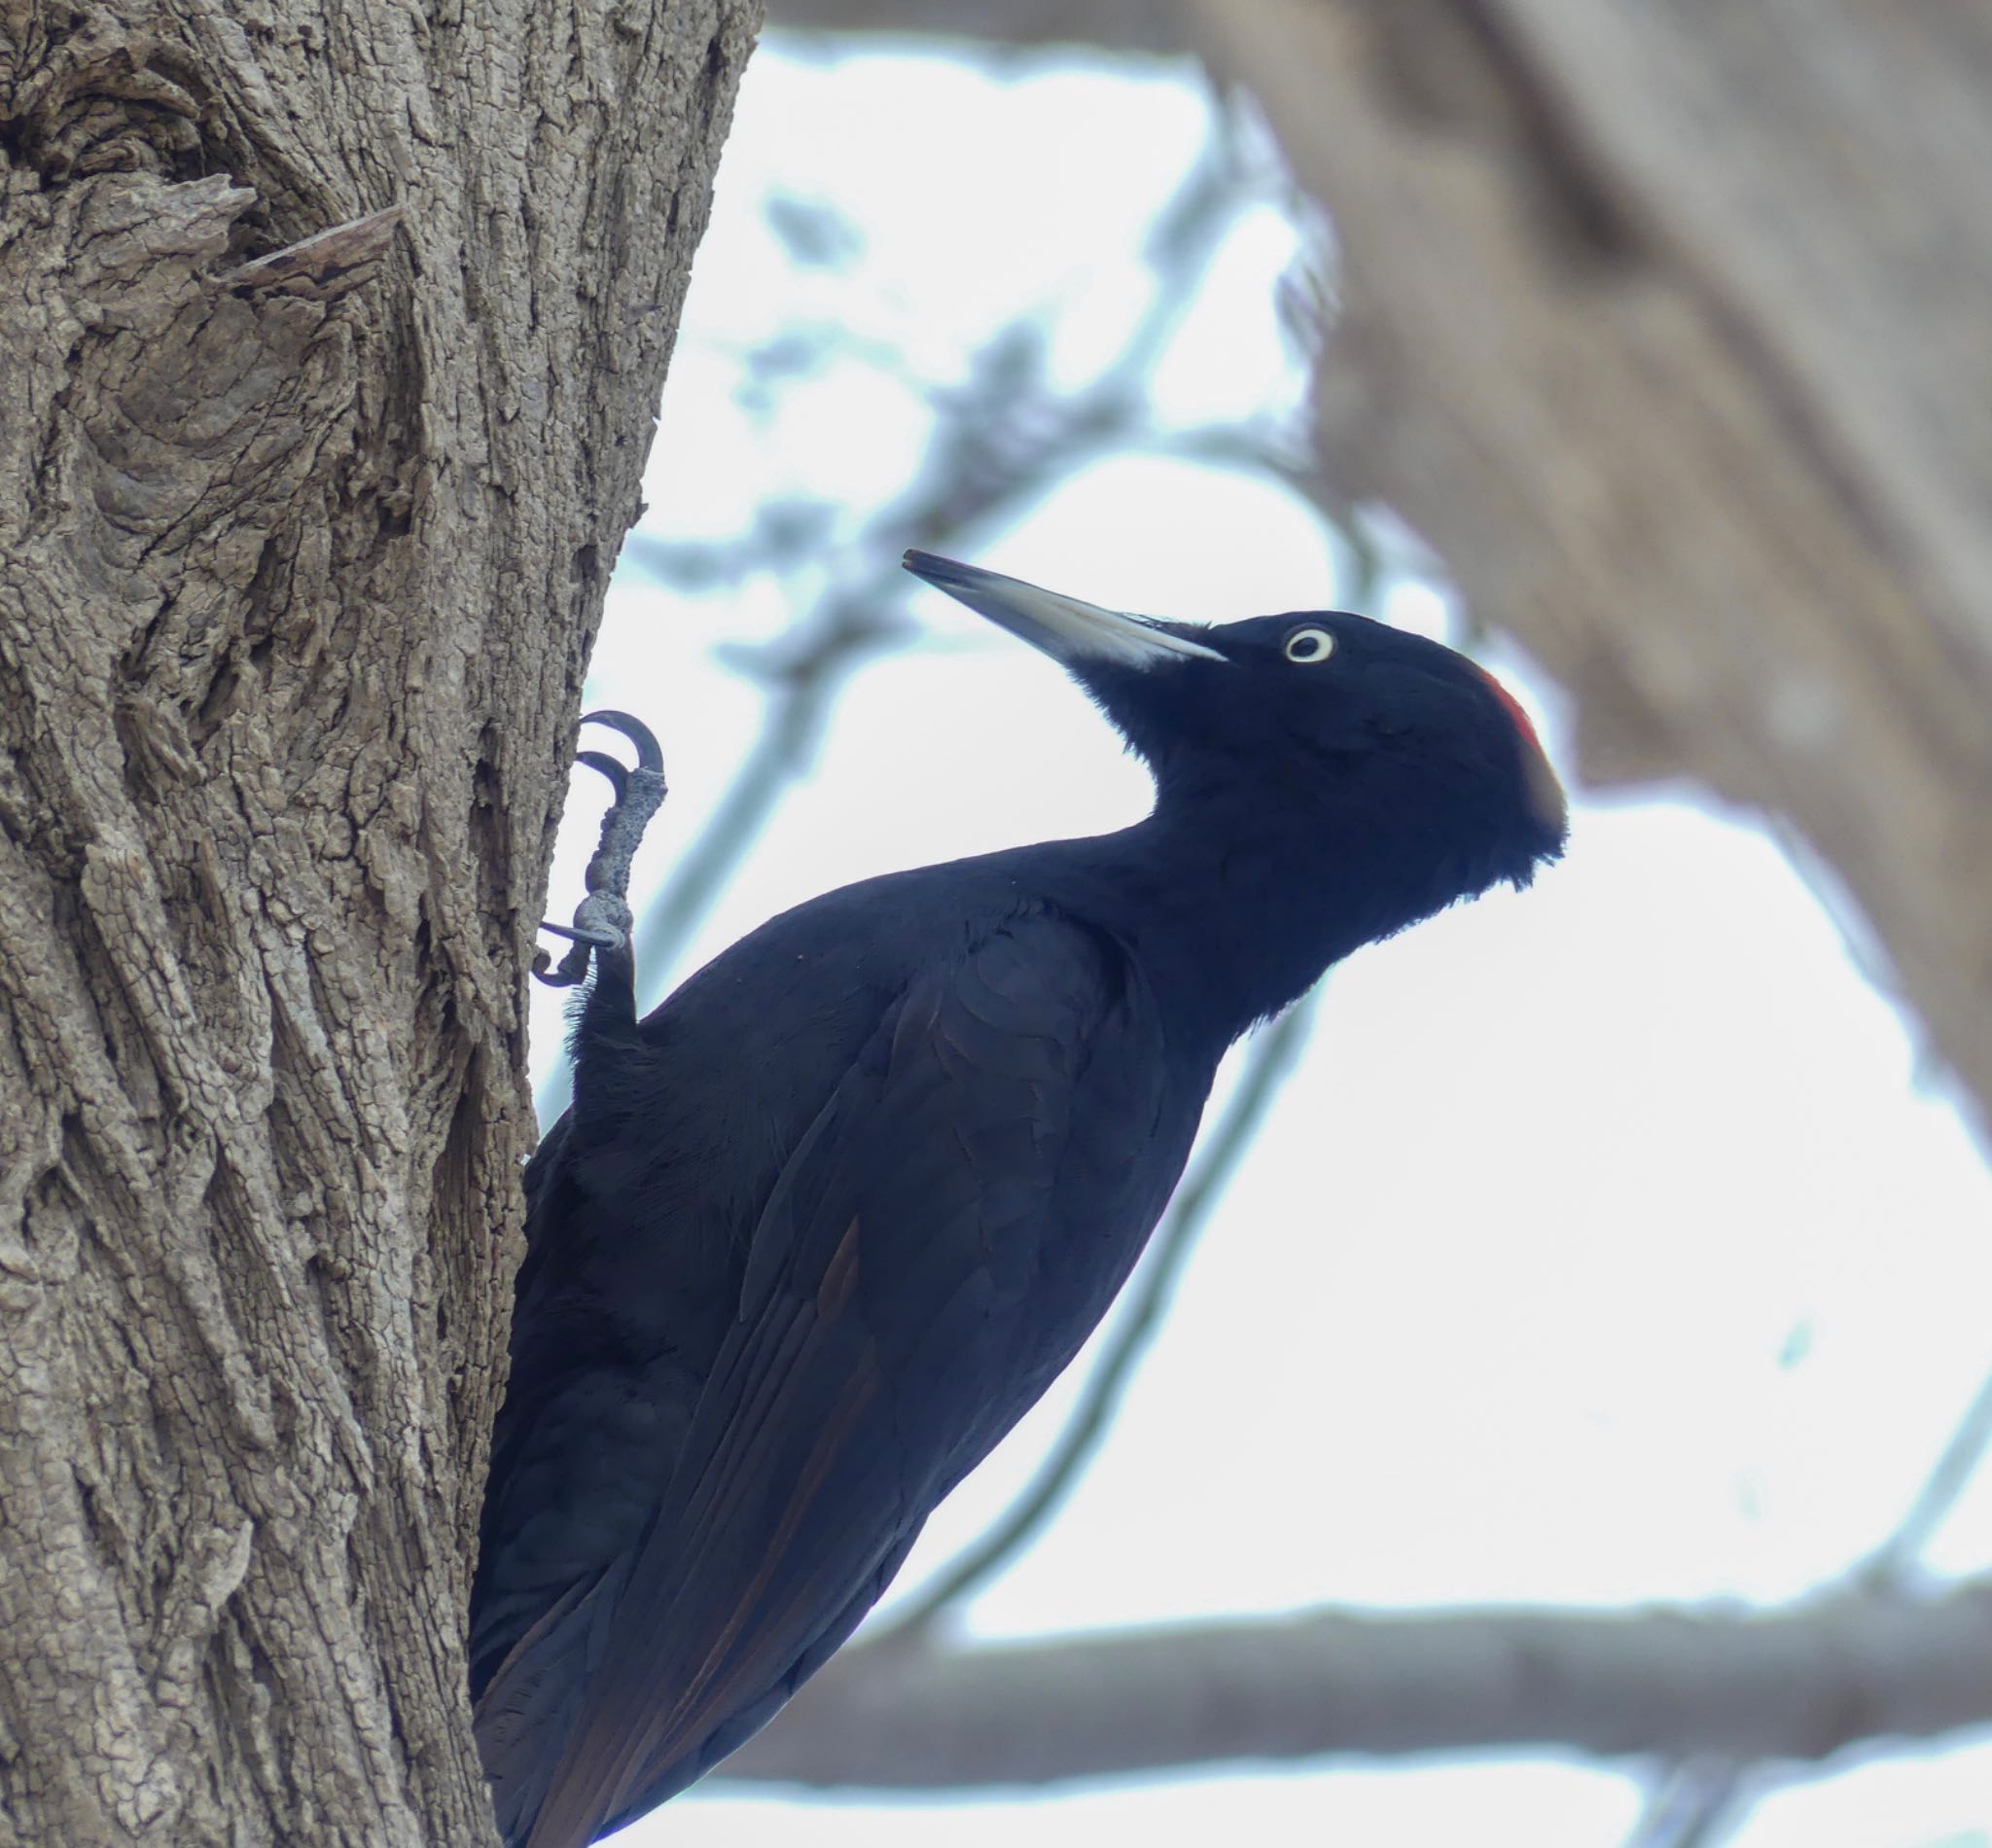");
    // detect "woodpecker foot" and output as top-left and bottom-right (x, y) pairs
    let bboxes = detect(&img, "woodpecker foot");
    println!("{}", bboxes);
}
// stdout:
(534, 710), (666, 988)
